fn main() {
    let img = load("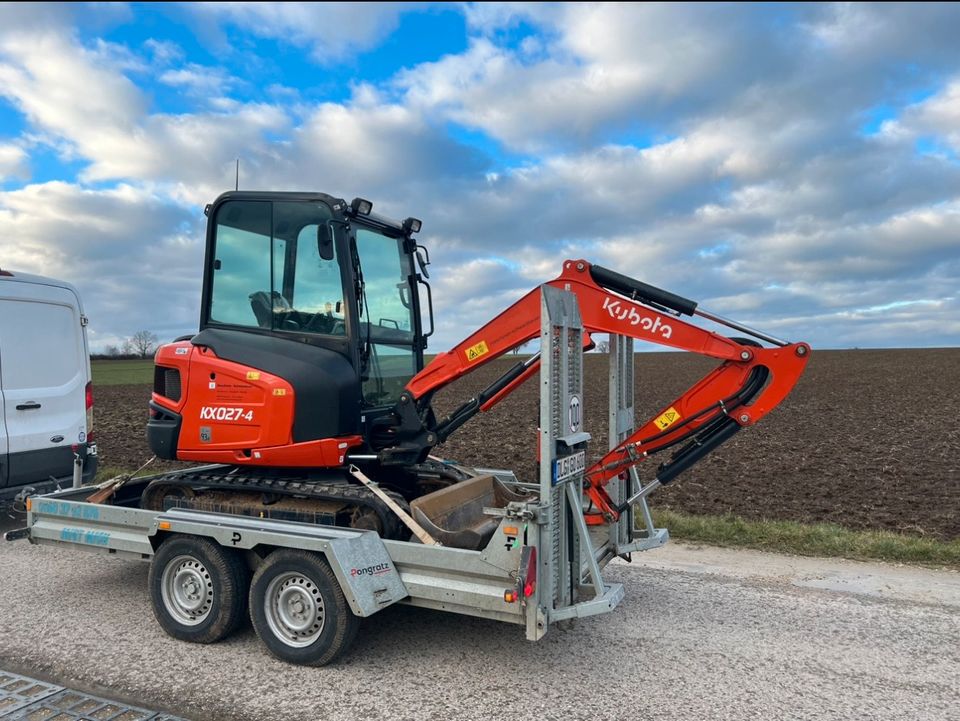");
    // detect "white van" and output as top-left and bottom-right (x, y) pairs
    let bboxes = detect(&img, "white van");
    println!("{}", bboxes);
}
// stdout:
(0, 269), (97, 500)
